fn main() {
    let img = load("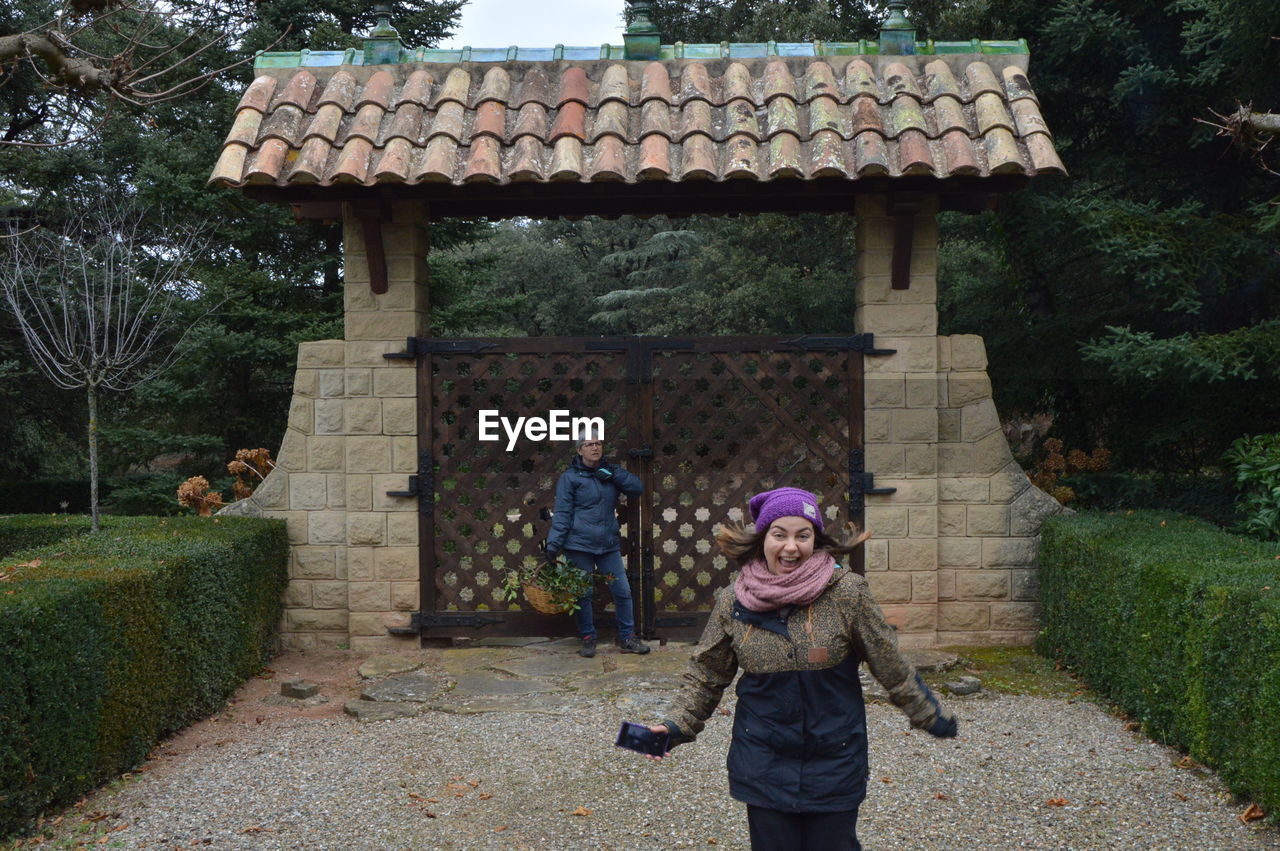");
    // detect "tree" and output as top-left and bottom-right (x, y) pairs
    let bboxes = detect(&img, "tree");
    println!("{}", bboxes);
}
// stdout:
(1, 198), (211, 528)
